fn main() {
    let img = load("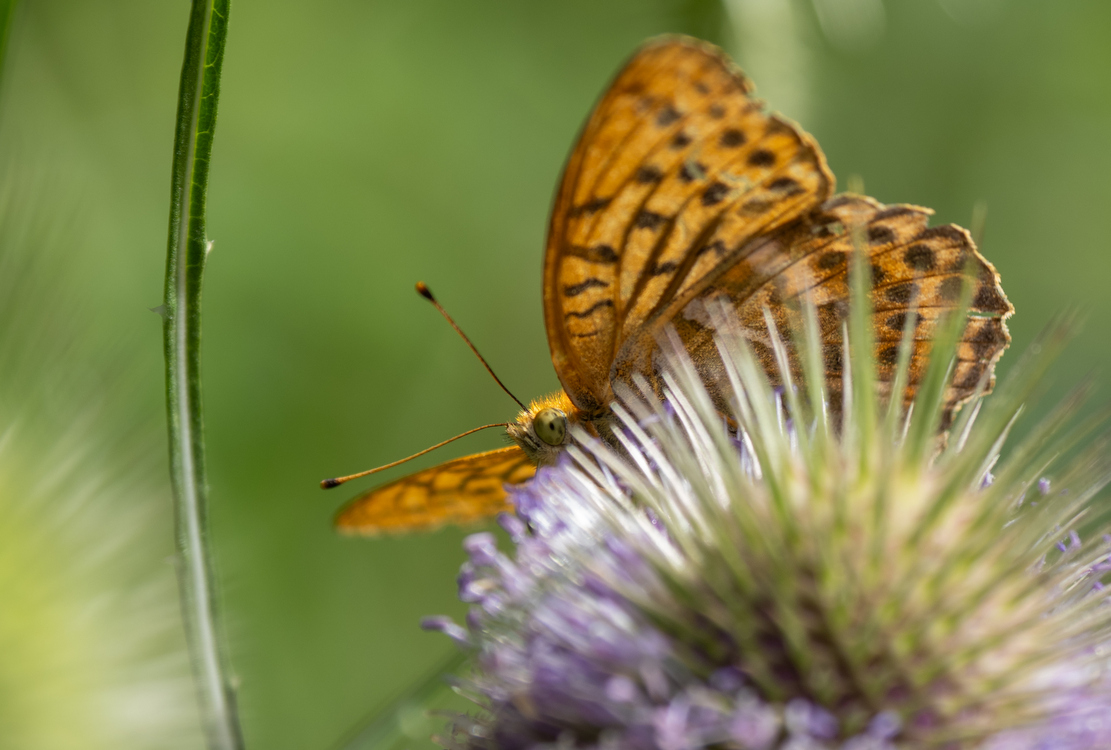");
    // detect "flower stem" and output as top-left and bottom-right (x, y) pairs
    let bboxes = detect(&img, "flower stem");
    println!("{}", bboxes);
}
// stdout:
(0, 0), (21, 88)
(161, 1), (242, 748)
